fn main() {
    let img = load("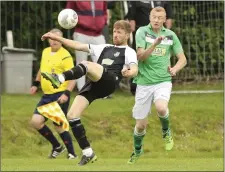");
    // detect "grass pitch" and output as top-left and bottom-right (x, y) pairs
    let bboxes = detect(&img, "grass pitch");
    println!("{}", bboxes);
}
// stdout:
(1, 81), (224, 171)
(1, 158), (223, 171)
